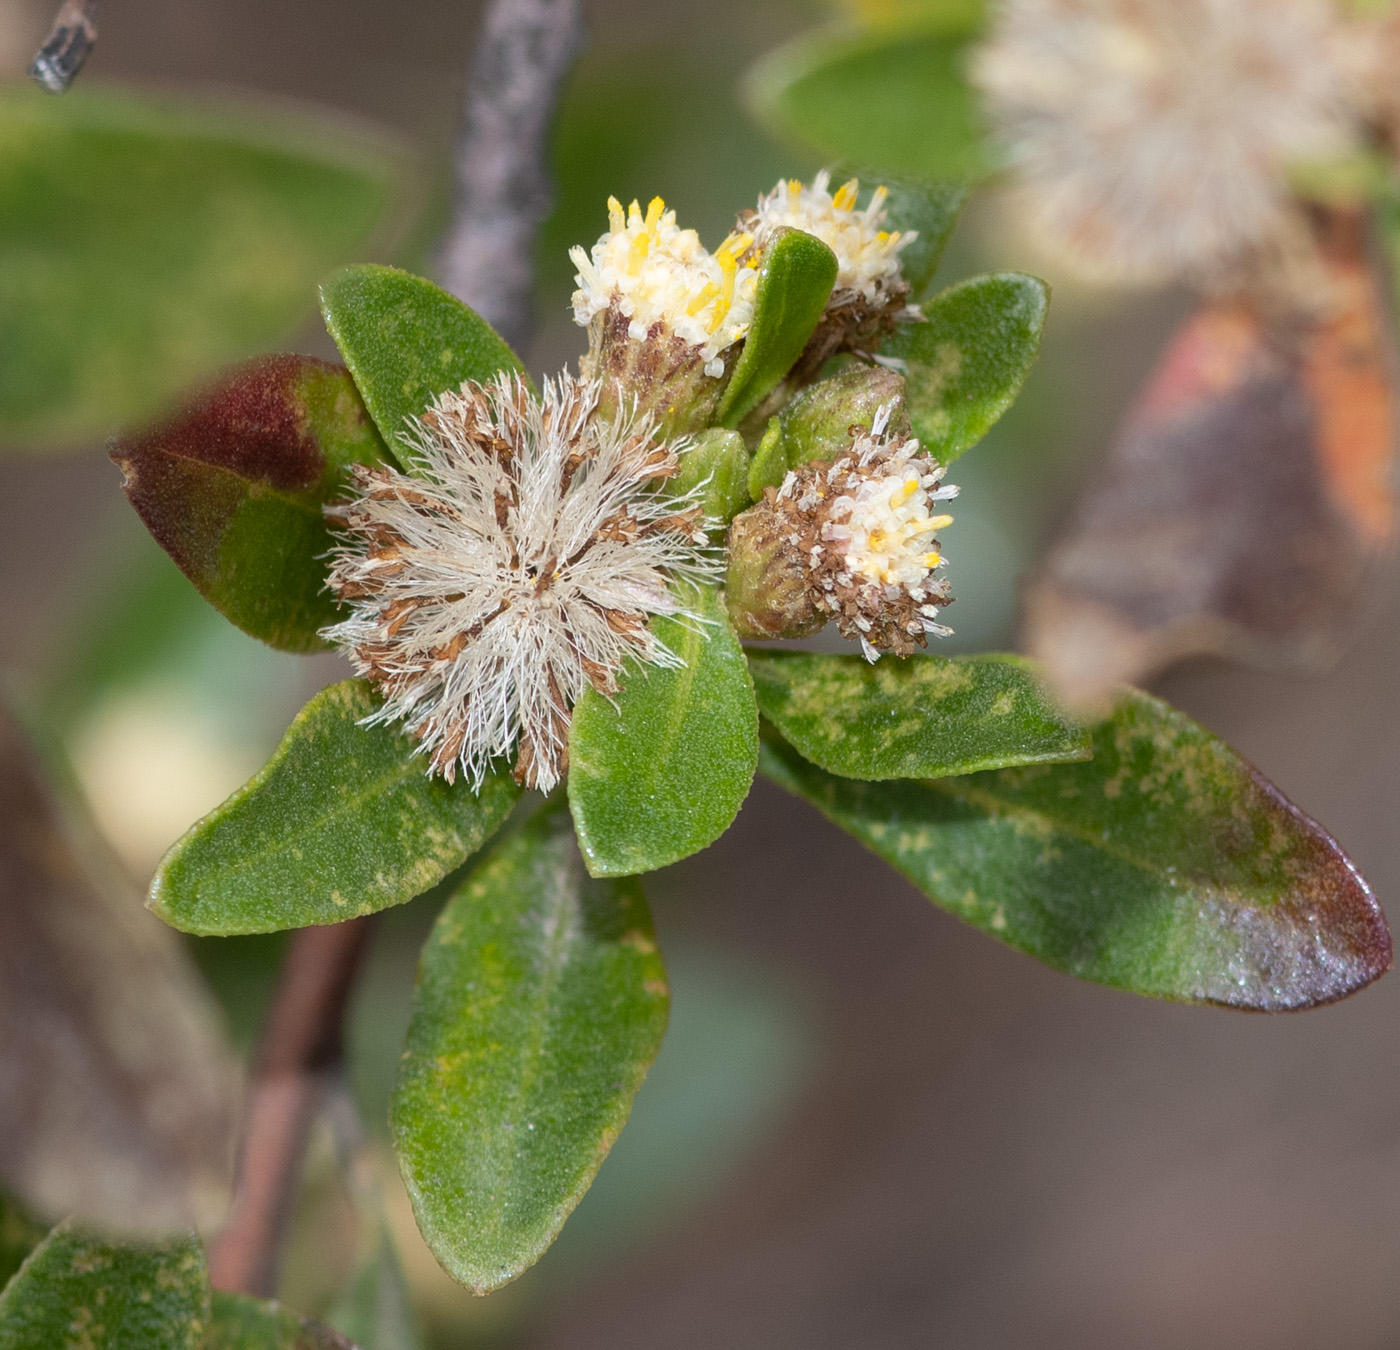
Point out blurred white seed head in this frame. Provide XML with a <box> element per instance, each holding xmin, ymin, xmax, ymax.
<box><xmin>973</xmin><ymin>0</ymin><xmax>1361</xmax><ymax>285</ymax></box>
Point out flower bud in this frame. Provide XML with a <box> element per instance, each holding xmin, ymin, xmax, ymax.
<box><xmin>726</xmin><ymin>406</ymin><xmax>957</xmax><ymax>660</ymax></box>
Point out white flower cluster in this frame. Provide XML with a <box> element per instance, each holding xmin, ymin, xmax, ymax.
<box><xmin>749</xmin><ymin>171</ymin><xmax>917</xmax><ymax>306</ymax></box>
<box><xmin>973</xmin><ymin>0</ymin><xmax>1358</xmax><ymax>284</ymax></box>
<box><xmin>570</xmin><ymin>196</ymin><xmax>759</xmax><ymax>377</ymax></box>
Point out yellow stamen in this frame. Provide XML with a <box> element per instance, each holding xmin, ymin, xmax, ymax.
<box><xmin>686</xmin><ymin>281</ymin><xmax>720</xmax><ymax>316</ymax></box>
<box><xmin>627</xmin><ymin>231</ymin><xmax>651</xmax><ymax>275</ymax></box>
<box><xmin>928</xmin><ymin>514</ymin><xmax>954</xmax><ymax>531</ymax></box>
<box><xmin>645</xmin><ymin>196</ymin><xmax>665</xmax><ymax>234</ymax></box>
<box><xmin>627</xmin><ymin>199</ymin><xmax>643</xmax><ymax>226</ymax></box>
<box><xmin>833</xmin><ymin>179</ymin><xmax>860</xmax><ymax>211</ymax></box>
<box><xmin>923</xmin><ymin>552</ymin><xmax>942</xmax><ymax>568</ymax></box>
<box><xmin>607</xmin><ymin>196</ymin><xmax>625</xmax><ymax>233</ymax></box>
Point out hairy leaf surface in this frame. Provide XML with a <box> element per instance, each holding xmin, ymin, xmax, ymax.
<box><xmin>112</xmin><ymin>357</ymin><xmax>388</xmax><ymax>653</ymax></box>
<box><xmin>319</xmin><ymin>265</ymin><xmax>522</xmax><ymax>462</ymax></box>
<box><xmin>151</xmin><ymin>680</ymin><xmax>519</xmax><ymax>935</ymax></box>
<box><xmin>749</xmin><ymin>651</ymin><xmax>1088</xmax><ymax>780</ymax></box>
<box><xmin>883</xmin><ymin>272</ymin><xmax>1048</xmax><ymax>463</ymax></box>
<box><xmin>569</xmin><ymin>588</ymin><xmax>758</xmax><ymax>876</ymax></box>
<box><xmin>0</xmin><ymin>1224</ymin><xmax>208</xmax><ymax>1349</ymax></box>
<box><xmin>761</xmin><ymin>689</ymin><xmax>1391</xmax><ymax>1009</ymax></box>
<box><xmin>391</xmin><ymin>807</ymin><xmax>669</xmax><ymax>1293</ymax></box>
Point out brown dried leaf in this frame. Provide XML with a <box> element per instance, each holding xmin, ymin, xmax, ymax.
<box><xmin>1024</xmin><ymin>215</ymin><xmax>1397</xmax><ymax>709</ymax></box>
<box><xmin>0</xmin><ymin>704</ymin><xmax>238</xmax><ymax>1235</ymax></box>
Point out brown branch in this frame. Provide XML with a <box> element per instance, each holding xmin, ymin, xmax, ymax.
<box><xmin>207</xmin><ymin>917</ymin><xmax>374</xmax><ymax>1298</ymax></box>
<box><xmin>438</xmin><ymin>0</ymin><xmax>586</xmax><ymax>352</ymax></box>
<box><xmin>28</xmin><ymin>0</ymin><xmax>99</xmax><ymax>93</ymax></box>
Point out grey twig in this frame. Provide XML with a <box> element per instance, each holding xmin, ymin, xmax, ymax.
<box><xmin>29</xmin><ymin>0</ymin><xmax>99</xmax><ymax>93</ymax></box>
<box><xmin>438</xmin><ymin>0</ymin><xmax>586</xmax><ymax>352</ymax></box>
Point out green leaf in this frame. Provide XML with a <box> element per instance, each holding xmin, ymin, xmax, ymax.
<box><xmin>150</xmin><ymin>679</ymin><xmax>519</xmax><ymax>935</ymax></box>
<box><xmin>749</xmin><ymin>651</ymin><xmax>1089</xmax><ymax>780</ymax></box>
<box><xmin>568</xmin><ymin>587</ymin><xmax>758</xmax><ymax>877</ymax></box>
<box><xmin>745</xmin><ymin>17</ymin><xmax>995</xmax><ymax>184</ymax></box>
<box><xmin>760</xmin><ymin>689</ymin><xmax>1392</xmax><ymax>1010</ymax></box>
<box><xmin>0</xmin><ymin>1195</ymin><xmax>45</xmax><ymax>1293</ymax></box>
<box><xmin>0</xmin><ymin>84</ymin><xmax>415</xmax><ymax>451</ymax></box>
<box><xmin>671</xmin><ymin>429</ymin><xmax>751</xmax><ymax>525</ymax></box>
<box><xmin>209</xmin><ymin>1292</ymin><xmax>356</xmax><ymax>1350</ymax></box>
<box><xmin>391</xmin><ymin>806</ymin><xmax>669</xmax><ymax>1293</ymax></box>
<box><xmin>319</xmin><ymin>265</ymin><xmax>523</xmax><ymax>461</ymax></box>
<box><xmin>715</xmin><ymin>229</ymin><xmax>838</xmax><ymax>429</ymax></box>
<box><xmin>0</xmin><ymin>1224</ymin><xmax>208</xmax><ymax>1349</ymax></box>
<box><xmin>883</xmin><ymin>272</ymin><xmax>1048</xmax><ymax>463</ymax></box>
<box><xmin>111</xmin><ymin>356</ymin><xmax>388</xmax><ymax>653</ymax></box>
<box><xmin>833</xmin><ymin>168</ymin><xmax>968</xmax><ymax>297</ymax></box>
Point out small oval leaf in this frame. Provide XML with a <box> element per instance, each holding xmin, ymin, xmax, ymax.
<box><xmin>745</xmin><ymin>18</ymin><xmax>994</xmax><ymax>183</ymax></box>
<box><xmin>882</xmin><ymin>272</ymin><xmax>1049</xmax><ymax>463</ymax></box>
<box><xmin>391</xmin><ymin>806</ymin><xmax>669</xmax><ymax>1294</ymax></box>
<box><xmin>150</xmin><ymin>679</ymin><xmax>519</xmax><ymax>935</ymax></box>
<box><xmin>319</xmin><ymin>265</ymin><xmax>523</xmax><ymax>460</ymax></box>
<box><xmin>209</xmin><ymin>1291</ymin><xmax>357</xmax><ymax>1350</ymax></box>
<box><xmin>0</xmin><ymin>84</ymin><xmax>416</xmax><ymax>451</ymax></box>
<box><xmin>568</xmin><ymin>588</ymin><xmax>759</xmax><ymax>877</ymax></box>
<box><xmin>715</xmin><ymin>228</ymin><xmax>837</xmax><ymax>429</ymax></box>
<box><xmin>749</xmin><ymin>651</ymin><xmax>1089</xmax><ymax>780</ymax></box>
<box><xmin>0</xmin><ymin>1224</ymin><xmax>208</xmax><ymax>1349</ymax></box>
<box><xmin>112</xmin><ymin>356</ymin><xmax>388</xmax><ymax>653</ymax></box>
<box><xmin>761</xmin><ymin>688</ymin><xmax>1391</xmax><ymax>1010</ymax></box>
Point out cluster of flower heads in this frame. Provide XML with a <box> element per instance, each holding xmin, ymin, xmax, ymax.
<box><xmin>730</xmin><ymin>406</ymin><xmax>956</xmax><ymax>659</ymax></box>
<box><xmin>324</xmin><ymin>175</ymin><xmax>950</xmax><ymax>789</ymax></box>
<box><xmin>972</xmin><ymin>0</ymin><xmax>1399</xmax><ymax>288</ymax></box>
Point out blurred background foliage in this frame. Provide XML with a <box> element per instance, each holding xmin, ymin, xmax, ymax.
<box><xmin>3</xmin><ymin>0</ymin><xmax>1400</xmax><ymax>1346</ymax></box>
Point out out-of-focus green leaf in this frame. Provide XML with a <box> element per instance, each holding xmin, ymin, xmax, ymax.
<box><xmin>325</xmin><ymin>1232</ymin><xmax>423</xmax><ymax>1350</ymax></box>
<box><xmin>391</xmin><ymin>806</ymin><xmax>669</xmax><ymax>1294</ymax></box>
<box><xmin>750</xmin><ymin>651</ymin><xmax>1088</xmax><ymax>780</ymax></box>
<box><xmin>745</xmin><ymin>18</ymin><xmax>995</xmax><ymax>183</ymax></box>
<box><xmin>209</xmin><ymin>1292</ymin><xmax>356</xmax><ymax>1350</ymax></box>
<box><xmin>0</xmin><ymin>1194</ymin><xmax>45</xmax><ymax>1292</ymax></box>
<box><xmin>834</xmin><ymin>168</ymin><xmax>968</xmax><ymax>296</ymax></box>
<box><xmin>0</xmin><ymin>1224</ymin><xmax>208</xmax><ymax>1348</ymax></box>
<box><xmin>112</xmin><ymin>356</ymin><xmax>388</xmax><ymax>653</ymax></box>
<box><xmin>716</xmin><ymin>229</ymin><xmax>837</xmax><ymax>429</ymax></box>
<box><xmin>883</xmin><ymin>272</ymin><xmax>1048</xmax><ymax>463</ymax></box>
<box><xmin>672</xmin><ymin>429</ymin><xmax>751</xmax><ymax>525</ymax></box>
<box><xmin>761</xmin><ymin>689</ymin><xmax>1392</xmax><ymax>1010</ymax></box>
<box><xmin>568</xmin><ymin>587</ymin><xmax>758</xmax><ymax>877</ymax></box>
<box><xmin>319</xmin><ymin>266</ymin><xmax>522</xmax><ymax>461</ymax></box>
<box><xmin>0</xmin><ymin>84</ymin><xmax>415</xmax><ymax>451</ymax></box>
<box><xmin>150</xmin><ymin>680</ymin><xmax>519</xmax><ymax>935</ymax></box>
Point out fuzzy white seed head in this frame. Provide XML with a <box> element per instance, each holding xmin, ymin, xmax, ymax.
<box><xmin>322</xmin><ymin>370</ymin><xmax>718</xmax><ymax>793</ymax></box>
<box><xmin>749</xmin><ymin>171</ymin><xmax>917</xmax><ymax>307</ymax></box>
<box><xmin>973</xmin><ymin>0</ymin><xmax>1360</xmax><ymax>284</ymax></box>
<box><xmin>570</xmin><ymin>195</ymin><xmax>759</xmax><ymax>371</ymax></box>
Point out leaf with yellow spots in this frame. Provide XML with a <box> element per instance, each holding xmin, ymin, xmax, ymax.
<box><xmin>761</xmin><ymin>688</ymin><xmax>1391</xmax><ymax>1010</ymax></box>
<box><xmin>391</xmin><ymin>804</ymin><xmax>668</xmax><ymax>1293</ymax></box>
<box><xmin>749</xmin><ymin>651</ymin><xmax>1088</xmax><ymax>780</ymax></box>
<box><xmin>151</xmin><ymin>679</ymin><xmax>519</xmax><ymax>935</ymax></box>
<box><xmin>0</xmin><ymin>1223</ymin><xmax>209</xmax><ymax>1349</ymax></box>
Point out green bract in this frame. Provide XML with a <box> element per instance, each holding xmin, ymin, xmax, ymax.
<box><xmin>114</xmin><ymin>161</ymin><xmax>1389</xmax><ymax>1297</ymax></box>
